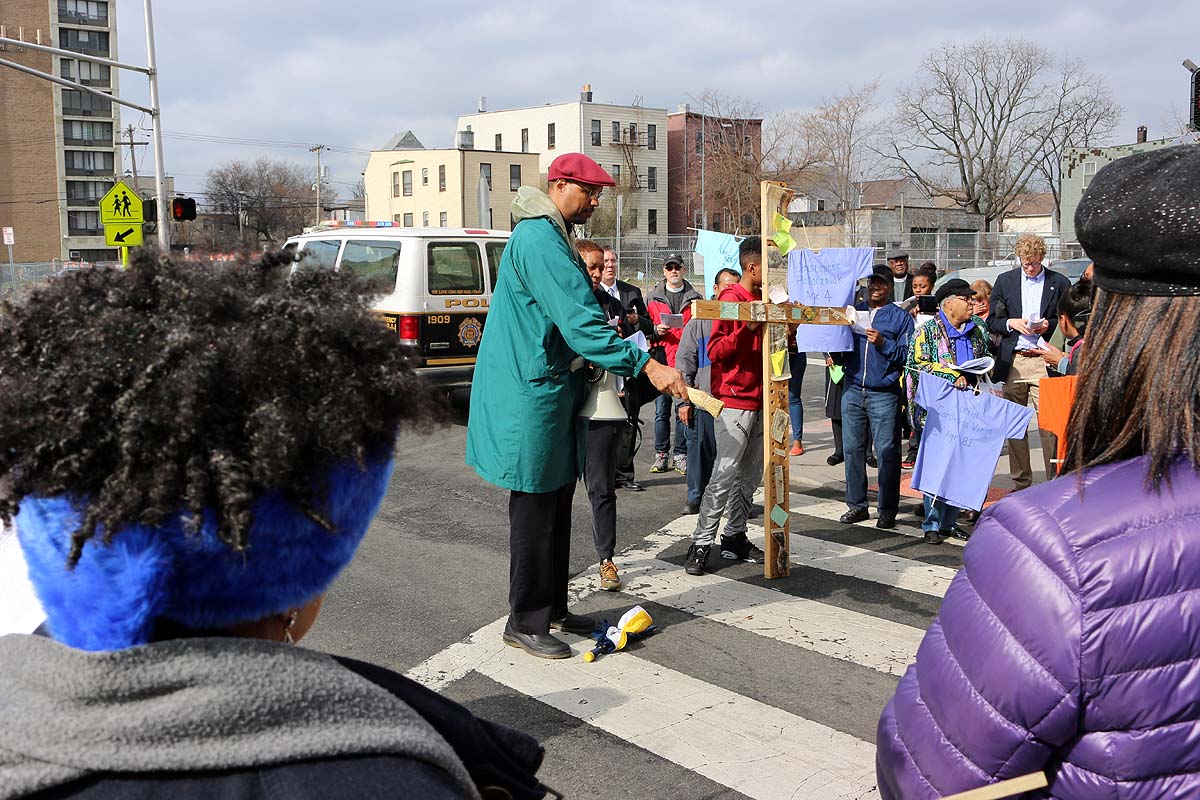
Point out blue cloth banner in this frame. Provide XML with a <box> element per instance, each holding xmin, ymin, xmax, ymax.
<box><xmin>693</xmin><ymin>230</ymin><xmax>741</xmax><ymax>301</ymax></box>
<box><xmin>911</xmin><ymin>376</ymin><xmax>1034</xmax><ymax>511</ymax></box>
<box><xmin>787</xmin><ymin>247</ymin><xmax>874</xmax><ymax>352</ymax></box>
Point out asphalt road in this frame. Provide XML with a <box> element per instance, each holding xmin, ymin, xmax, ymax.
<box><xmin>304</xmin><ymin>364</ymin><xmax>965</xmax><ymax>799</ymax></box>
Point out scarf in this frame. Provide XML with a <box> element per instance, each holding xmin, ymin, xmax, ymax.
<box><xmin>938</xmin><ymin>310</ymin><xmax>975</xmax><ymax>366</ymax></box>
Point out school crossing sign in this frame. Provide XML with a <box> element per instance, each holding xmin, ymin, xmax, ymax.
<box><xmin>100</xmin><ymin>180</ymin><xmax>144</xmax><ymax>247</ymax></box>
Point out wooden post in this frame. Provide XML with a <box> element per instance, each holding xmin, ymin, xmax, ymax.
<box><xmin>689</xmin><ymin>180</ymin><xmax>850</xmax><ymax>580</ymax></box>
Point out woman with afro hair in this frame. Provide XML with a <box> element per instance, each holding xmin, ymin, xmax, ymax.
<box><xmin>0</xmin><ymin>250</ymin><xmax>552</xmax><ymax>799</ymax></box>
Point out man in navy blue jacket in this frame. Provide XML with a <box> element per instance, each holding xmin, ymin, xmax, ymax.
<box><xmin>840</xmin><ymin>268</ymin><xmax>914</xmax><ymax>529</ymax></box>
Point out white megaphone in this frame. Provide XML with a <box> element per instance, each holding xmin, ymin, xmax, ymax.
<box><xmin>578</xmin><ymin>364</ymin><xmax>628</xmax><ymax>421</ymax></box>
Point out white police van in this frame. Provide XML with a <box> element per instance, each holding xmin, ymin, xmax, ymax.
<box><xmin>284</xmin><ymin>221</ymin><xmax>508</xmax><ymax>391</ymax></box>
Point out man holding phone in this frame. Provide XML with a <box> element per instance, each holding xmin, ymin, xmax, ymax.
<box><xmin>986</xmin><ymin>234</ymin><xmax>1071</xmax><ymax>489</ymax></box>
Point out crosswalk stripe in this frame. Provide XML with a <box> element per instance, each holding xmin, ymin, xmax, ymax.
<box><xmin>418</xmin><ymin>618</ymin><xmax>878</xmax><ymax>800</ymax></box>
<box><xmin>621</xmin><ymin>558</ymin><xmax>925</xmax><ymax>677</ymax></box>
<box><xmin>789</xmin><ymin>498</ymin><xmax>966</xmax><ymax>548</ymax></box>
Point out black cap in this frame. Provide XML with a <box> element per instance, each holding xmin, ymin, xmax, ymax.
<box><xmin>888</xmin><ymin>253</ymin><xmax>909</xmax><ymax>262</ymax></box>
<box><xmin>664</xmin><ymin>253</ymin><xmax>684</xmax><ymax>267</ymax></box>
<box><xmin>934</xmin><ymin>278</ymin><xmax>974</xmax><ymax>306</ymax></box>
<box><xmin>869</xmin><ymin>265</ymin><xmax>893</xmax><ymax>282</ymax></box>
<box><xmin>1076</xmin><ymin>144</ymin><xmax>1200</xmax><ymax>296</ymax></box>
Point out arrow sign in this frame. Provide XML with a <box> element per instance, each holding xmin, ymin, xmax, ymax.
<box><xmin>113</xmin><ymin>228</ymin><xmax>135</xmax><ymax>243</ymax></box>
<box><xmin>104</xmin><ymin>222</ymin><xmax>143</xmax><ymax>247</ymax></box>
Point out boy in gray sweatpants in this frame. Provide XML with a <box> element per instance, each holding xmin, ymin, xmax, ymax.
<box><xmin>686</xmin><ymin>238</ymin><xmax>768</xmax><ymax>576</ymax></box>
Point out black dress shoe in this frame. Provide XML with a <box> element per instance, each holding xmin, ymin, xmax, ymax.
<box><xmin>826</xmin><ymin>454</ymin><xmax>844</xmax><ymax>466</ymax></box>
<box><xmin>616</xmin><ymin>480</ymin><xmax>645</xmax><ymax>492</ymax></box>
<box><xmin>876</xmin><ymin>512</ymin><xmax>897</xmax><ymax>529</ymax></box>
<box><xmin>502</xmin><ymin>622</ymin><xmax>570</xmax><ymax>659</ymax></box>
<box><xmin>865</xmin><ymin>455</ymin><xmax>878</xmax><ymax>469</ymax></box>
<box><xmin>684</xmin><ymin>502</ymin><xmax>700</xmax><ymax>515</ymax></box>
<box><xmin>549</xmin><ymin>612</ymin><xmax>597</xmax><ymax>635</ymax></box>
<box><xmin>924</xmin><ymin>530</ymin><xmax>942</xmax><ymax>545</ymax></box>
<box><xmin>839</xmin><ymin>508</ymin><xmax>869</xmax><ymax>524</ymax></box>
<box><xmin>948</xmin><ymin>527</ymin><xmax>971</xmax><ymax>541</ymax></box>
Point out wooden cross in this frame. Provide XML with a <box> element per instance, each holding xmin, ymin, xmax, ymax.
<box><xmin>690</xmin><ymin>181</ymin><xmax>852</xmax><ymax>579</ymax></box>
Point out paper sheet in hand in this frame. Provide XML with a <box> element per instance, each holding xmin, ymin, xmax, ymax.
<box><xmin>660</xmin><ymin>313</ymin><xmax>685</xmax><ymax>329</ymax></box>
<box><xmin>768</xmin><ymin>287</ymin><xmax>789</xmax><ymax>305</ymax></box>
<box><xmin>1</xmin><ymin>521</ymin><xmax>44</xmax><ymax>634</ymax></box>
<box><xmin>787</xmin><ymin>248</ymin><xmax>873</xmax><ymax>352</ymax></box>
<box><xmin>849</xmin><ymin>308</ymin><xmax>871</xmax><ymax>335</ymax></box>
<box><xmin>624</xmin><ymin>330</ymin><xmax>649</xmax><ymax>352</ymax></box>
<box><xmin>955</xmin><ymin>356</ymin><xmax>995</xmax><ymax>375</ymax></box>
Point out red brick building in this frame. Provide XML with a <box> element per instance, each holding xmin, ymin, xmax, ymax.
<box><xmin>666</xmin><ymin>107</ymin><xmax>762</xmax><ymax>236</ymax></box>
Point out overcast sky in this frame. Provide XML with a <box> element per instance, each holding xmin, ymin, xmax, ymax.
<box><xmin>114</xmin><ymin>1</ymin><xmax>1198</xmax><ymax>201</ymax></box>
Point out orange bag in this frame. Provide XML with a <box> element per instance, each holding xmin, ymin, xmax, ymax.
<box><xmin>1038</xmin><ymin>376</ymin><xmax>1078</xmax><ymax>475</ymax></box>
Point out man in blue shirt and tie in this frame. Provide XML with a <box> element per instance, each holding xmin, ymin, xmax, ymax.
<box><xmin>986</xmin><ymin>234</ymin><xmax>1072</xmax><ymax>489</ymax></box>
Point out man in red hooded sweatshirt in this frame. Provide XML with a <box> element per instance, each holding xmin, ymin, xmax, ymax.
<box><xmin>685</xmin><ymin>236</ymin><xmax>768</xmax><ymax>576</ymax></box>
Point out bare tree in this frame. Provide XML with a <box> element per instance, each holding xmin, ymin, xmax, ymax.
<box><xmin>350</xmin><ymin>178</ymin><xmax>367</xmax><ymax>201</ymax></box>
<box><xmin>204</xmin><ymin>158</ymin><xmax>322</xmax><ymax>246</ymax></box>
<box><xmin>688</xmin><ymin>90</ymin><xmax>823</xmax><ymax>232</ymax></box>
<box><xmin>886</xmin><ymin>38</ymin><xmax>1121</xmax><ymax>230</ymax></box>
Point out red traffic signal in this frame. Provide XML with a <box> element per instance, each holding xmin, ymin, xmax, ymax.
<box><xmin>170</xmin><ymin>197</ymin><xmax>197</xmax><ymax>221</ymax></box>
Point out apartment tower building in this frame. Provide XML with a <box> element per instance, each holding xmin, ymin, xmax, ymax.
<box><xmin>0</xmin><ymin>0</ymin><xmax>121</xmax><ymax>262</ymax></box>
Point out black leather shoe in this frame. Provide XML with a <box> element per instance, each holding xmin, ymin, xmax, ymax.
<box><xmin>549</xmin><ymin>612</ymin><xmax>597</xmax><ymax>635</ymax></box>
<box><xmin>502</xmin><ymin>622</ymin><xmax>570</xmax><ymax>659</ymax></box>
<box><xmin>924</xmin><ymin>530</ymin><xmax>942</xmax><ymax>545</ymax></box>
<box><xmin>616</xmin><ymin>480</ymin><xmax>645</xmax><ymax>492</ymax></box>
<box><xmin>684</xmin><ymin>502</ymin><xmax>700</xmax><ymax>515</ymax></box>
<box><xmin>865</xmin><ymin>455</ymin><xmax>878</xmax><ymax>469</ymax></box>
<box><xmin>876</xmin><ymin>512</ymin><xmax>897</xmax><ymax>530</ymax></box>
<box><xmin>826</xmin><ymin>454</ymin><xmax>844</xmax><ymax>466</ymax></box>
<box><xmin>839</xmin><ymin>508</ymin><xmax>869</xmax><ymax>524</ymax></box>
<box><xmin>948</xmin><ymin>527</ymin><xmax>971</xmax><ymax>541</ymax></box>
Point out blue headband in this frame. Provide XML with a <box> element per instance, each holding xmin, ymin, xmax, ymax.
<box><xmin>16</xmin><ymin>455</ymin><xmax>394</xmax><ymax>651</ymax></box>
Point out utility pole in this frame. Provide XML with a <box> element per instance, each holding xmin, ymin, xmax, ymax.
<box><xmin>310</xmin><ymin>145</ymin><xmax>326</xmax><ymax>224</ymax></box>
<box><xmin>121</xmin><ymin>125</ymin><xmax>150</xmax><ymax>189</ymax></box>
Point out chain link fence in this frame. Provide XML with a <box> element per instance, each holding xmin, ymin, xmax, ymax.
<box><xmin>0</xmin><ymin>261</ymin><xmax>120</xmax><ymax>304</ymax></box>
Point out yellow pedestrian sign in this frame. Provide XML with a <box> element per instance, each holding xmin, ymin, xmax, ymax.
<box><xmin>105</xmin><ymin>223</ymin><xmax>143</xmax><ymax>247</ymax></box>
<box><xmin>100</xmin><ymin>180</ymin><xmax>144</xmax><ymax>226</ymax></box>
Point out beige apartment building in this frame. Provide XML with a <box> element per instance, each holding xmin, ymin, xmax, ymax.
<box><xmin>363</xmin><ymin>136</ymin><xmax>539</xmax><ymax>231</ymax></box>
<box><xmin>456</xmin><ymin>86</ymin><xmax>669</xmax><ymax>241</ymax></box>
<box><xmin>0</xmin><ymin>0</ymin><xmax>122</xmax><ymax>262</ymax></box>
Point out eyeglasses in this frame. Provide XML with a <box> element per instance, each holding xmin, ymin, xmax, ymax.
<box><xmin>565</xmin><ymin>181</ymin><xmax>604</xmax><ymax>199</ymax></box>
<box><xmin>664</xmin><ymin>264</ymin><xmax>683</xmax><ymax>271</ymax></box>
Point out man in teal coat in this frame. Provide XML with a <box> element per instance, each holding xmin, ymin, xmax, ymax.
<box><xmin>467</xmin><ymin>153</ymin><xmax>686</xmax><ymax>659</ymax></box>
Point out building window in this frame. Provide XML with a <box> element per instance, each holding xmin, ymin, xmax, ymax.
<box><xmin>421</xmin><ymin>167</ymin><xmax>429</xmax><ymax>186</ymax></box>
<box><xmin>647</xmin><ymin>166</ymin><xmax>657</xmax><ymax>192</ymax></box>
<box><xmin>392</xmin><ymin>171</ymin><xmax>400</xmax><ymax>197</ymax></box>
<box><xmin>711</xmin><ymin>214</ymin><xmax>722</xmax><ymax>232</ymax></box>
<box><xmin>817</xmin><ymin>199</ymin><xmax>825</xmax><ymax>211</ymax></box>
<box><xmin>612</xmin><ymin>121</ymin><xmax>620</xmax><ymax>142</ymax></box>
<box><xmin>741</xmin><ymin>213</ymin><xmax>754</xmax><ymax>230</ymax></box>
<box><xmin>402</xmin><ymin>170</ymin><xmax>413</xmax><ymax>196</ymax></box>
<box><xmin>67</xmin><ymin>210</ymin><xmax>101</xmax><ymax>235</ymax></box>
<box><xmin>402</xmin><ymin>212</ymin><xmax>414</xmax><ymax>227</ymax></box>
<box><xmin>547</xmin><ymin>123</ymin><xmax>555</xmax><ymax>150</ymax></box>
<box><xmin>66</xmin><ymin>179</ymin><xmax>108</xmax><ymax>204</ymax></box>
<box><xmin>628</xmin><ymin>122</ymin><xmax>637</xmax><ymax>144</ymax></box>
<box><xmin>695</xmin><ymin>129</ymin><xmax>703</xmax><ymax>154</ymax></box>
<box><xmin>393</xmin><ymin>214</ymin><xmax>402</xmax><ymax>223</ymax></box>
<box><xmin>647</xmin><ymin>124</ymin><xmax>657</xmax><ymax>150</ymax></box>
<box><xmin>591</xmin><ymin>119</ymin><xmax>601</xmax><ymax>146</ymax></box>
<box><xmin>63</xmin><ymin>59</ymin><xmax>109</xmax><ymax>86</ymax></box>
<box><xmin>61</xmin><ymin>88</ymin><xmax>111</xmax><ymax>115</ymax></box>
<box><xmin>64</xmin><ymin>149</ymin><xmax>113</xmax><ymax>174</ymax></box>
<box><xmin>694</xmin><ymin>210</ymin><xmax>703</xmax><ymax>228</ymax></box>
<box><xmin>59</xmin><ymin>28</ymin><xmax>109</xmax><ymax>56</ymax></box>
<box><xmin>480</xmin><ymin>163</ymin><xmax>492</xmax><ymax>190</ymax></box>
<box><xmin>495</xmin><ymin>133</ymin><xmax>502</xmax><ymax>151</ymax></box>
<box><xmin>422</xmin><ymin>211</ymin><xmax>429</xmax><ymax>227</ymax></box>
<box><xmin>520</xmin><ymin>128</ymin><xmax>529</xmax><ymax>153</ymax></box>
<box><xmin>62</xmin><ymin>119</ymin><xmax>112</xmax><ymax>144</ymax></box>
<box><xmin>439</xmin><ymin>211</ymin><xmax>448</xmax><ymax>227</ymax></box>
<box><xmin>1082</xmin><ymin>161</ymin><xmax>1097</xmax><ymax>188</ymax></box>
<box><xmin>59</xmin><ymin>1</ymin><xmax>110</xmax><ymax>25</ymax></box>
<box><xmin>628</xmin><ymin>209</ymin><xmax>637</xmax><ymax>230</ymax></box>
<box><xmin>612</xmin><ymin>164</ymin><xmax>621</xmax><ymax>185</ymax></box>
<box><xmin>648</xmin><ymin>209</ymin><xmax>657</xmax><ymax>235</ymax></box>
<box><xmin>438</xmin><ymin>164</ymin><xmax>446</xmax><ymax>192</ymax></box>
<box><xmin>509</xmin><ymin>164</ymin><xmax>521</xmax><ymax>191</ymax></box>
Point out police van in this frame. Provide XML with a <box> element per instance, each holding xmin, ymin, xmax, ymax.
<box><xmin>284</xmin><ymin>221</ymin><xmax>507</xmax><ymax>392</ymax></box>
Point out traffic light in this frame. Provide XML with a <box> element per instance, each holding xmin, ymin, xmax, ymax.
<box><xmin>170</xmin><ymin>197</ymin><xmax>197</xmax><ymax>221</ymax></box>
<box><xmin>1191</xmin><ymin>68</ymin><xmax>1200</xmax><ymax>132</ymax></box>
<box><xmin>143</xmin><ymin>198</ymin><xmax>156</xmax><ymax>221</ymax></box>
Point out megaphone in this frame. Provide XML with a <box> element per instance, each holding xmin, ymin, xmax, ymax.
<box><xmin>578</xmin><ymin>364</ymin><xmax>627</xmax><ymax>421</ymax></box>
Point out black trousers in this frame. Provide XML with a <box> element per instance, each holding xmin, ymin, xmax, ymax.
<box><xmin>615</xmin><ymin>385</ymin><xmax>640</xmax><ymax>483</ymax></box>
<box><xmin>584</xmin><ymin>420</ymin><xmax>623</xmax><ymax>562</ymax></box>
<box><xmin>508</xmin><ymin>482</ymin><xmax>575</xmax><ymax>634</ymax></box>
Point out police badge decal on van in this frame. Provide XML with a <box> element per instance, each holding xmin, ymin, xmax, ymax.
<box><xmin>457</xmin><ymin>317</ymin><xmax>483</xmax><ymax>348</ymax></box>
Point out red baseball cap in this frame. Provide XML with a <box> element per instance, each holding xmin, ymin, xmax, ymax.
<box><xmin>547</xmin><ymin>153</ymin><xmax>615</xmax><ymax>187</ymax></box>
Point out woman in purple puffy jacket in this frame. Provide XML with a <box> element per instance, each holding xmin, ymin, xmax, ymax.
<box><xmin>877</xmin><ymin>144</ymin><xmax>1200</xmax><ymax>799</ymax></box>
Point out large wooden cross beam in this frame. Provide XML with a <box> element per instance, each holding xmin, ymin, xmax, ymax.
<box><xmin>690</xmin><ymin>181</ymin><xmax>852</xmax><ymax>579</ymax></box>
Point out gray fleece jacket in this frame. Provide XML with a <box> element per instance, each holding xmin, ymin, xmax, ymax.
<box><xmin>0</xmin><ymin>634</ymin><xmax>479</xmax><ymax>800</ymax></box>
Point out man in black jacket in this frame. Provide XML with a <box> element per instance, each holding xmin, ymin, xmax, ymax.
<box><xmin>987</xmin><ymin>234</ymin><xmax>1072</xmax><ymax>488</ymax></box>
<box><xmin>600</xmin><ymin>248</ymin><xmax>653</xmax><ymax>491</ymax></box>
<box><xmin>888</xmin><ymin>253</ymin><xmax>914</xmax><ymax>301</ymax></box>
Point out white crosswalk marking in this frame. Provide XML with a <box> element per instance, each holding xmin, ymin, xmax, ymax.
<box><xmin>789</xmin><ymin>498</ymin><xmax>966</xmax><ymax>547</ymax></box>
<box><xmin>410</xmin><ymin>511</ymin><xmax>957</xmax><ymax>800</ymax></box>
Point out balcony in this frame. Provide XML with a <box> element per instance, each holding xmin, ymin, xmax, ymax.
<box><xmin>63</xmin><ymin>136</ymin><xmax>112</xmax><ymax>147</ymax></box>
<box><xmin>65</xmin><ymin>167</ymin><xmax>111</xmax><ymax>176</ymax></box>
<box><xmin>66</xmin><ymin>196</ymin><xmax>101</xmax><ymax>207</ymax></box>
<box><xmin>67</xmin><ymin>226</ymin><xmax>103</xmax><ymax>237</ymax></box>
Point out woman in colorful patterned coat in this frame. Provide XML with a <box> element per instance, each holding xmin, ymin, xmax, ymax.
<box><xmin>877</xmin><ymin>144</ymin><xmax>1200</xmax><ymax>800</ymax></box>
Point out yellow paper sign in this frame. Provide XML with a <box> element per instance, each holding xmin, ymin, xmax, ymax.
<box><xmin>772</xmin><ymin>212</ymin><xmax>796</xmax><ymax>255</ymax></box>
<box><xmin>770</xmin><ymin>349</ymin><xmax>787</xmax><ymax>377</ymax></box>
